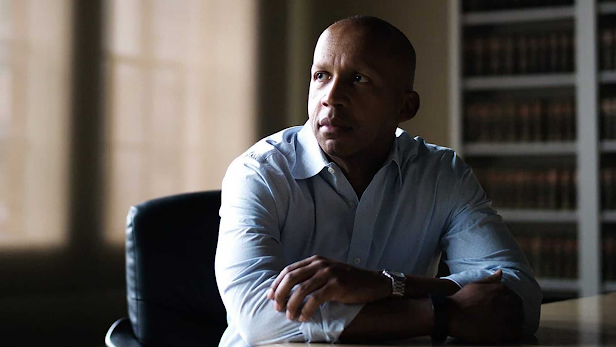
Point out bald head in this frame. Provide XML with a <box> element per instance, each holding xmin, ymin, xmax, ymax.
<box><xmin>326</xmin><ymin>15</ymin><xmax>416</xmax><ymax>90</ymax></box>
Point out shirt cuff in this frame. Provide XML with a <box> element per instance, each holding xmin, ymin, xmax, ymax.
<box><xmin>299</xmin><ymin>302</ymin><xmax>365</xmax><ymax>343</ymax></box>
<box><xmin>443</xmin><ymin>268</ymin><xmax>495</xmax><ymax>288</ymax></box>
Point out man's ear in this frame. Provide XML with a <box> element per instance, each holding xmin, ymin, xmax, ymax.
<box><xmin>398</xmin><ymin>90</ymin><xmax>420</xmax><ymax>122</ymax></box>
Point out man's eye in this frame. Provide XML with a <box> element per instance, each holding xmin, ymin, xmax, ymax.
<box><xmin>314</xmin><ymin>72</ymin><xmax>329</xmax><ymax>81</ymax></box>
<box><xmin>354</xmin><ymin>74</ymin><xmax>369</xmax><ymax>83</ymax></box>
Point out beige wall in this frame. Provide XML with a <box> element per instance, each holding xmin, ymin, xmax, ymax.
<box><xmin>283</xmin><ymin>0</ymin><xmax>452</xmax><ymax>147</ymax></box>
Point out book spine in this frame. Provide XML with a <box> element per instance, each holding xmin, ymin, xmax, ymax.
<box><xmin>601</xmin><ymin>28</ymin><xmax>614</xmax><ymax>71</ymax></box>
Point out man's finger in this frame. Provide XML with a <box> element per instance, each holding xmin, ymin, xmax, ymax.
<box><xmin>285</xmin><ymin>275</ymin><xmax>328</xmax><ymax>320</ymax></box>
<box><xmin>476</xmin><ymin>269</ymin><xmax>503</xmax><ymax>284</ymax></box>
<box><xmin>273</xmin><ymin>266</ymin><xmax>319</xmax><ymax>311</ymax></box>
<box><xmin>268</xmin><ymin>257</ymin><xmax>317</xmax><ymax>299</ymax></box>
<box><xmin>299</xmin><ymin>285</ymin><xmax>332</xmax><ymax>322</ymax></box>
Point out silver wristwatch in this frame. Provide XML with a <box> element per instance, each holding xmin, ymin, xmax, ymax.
<box><xmin>382</xmin><ymin>269</ymin><xmax>406</xmax><ymax>297</ymax></box>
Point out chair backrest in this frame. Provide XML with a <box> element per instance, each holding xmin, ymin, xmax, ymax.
<box><xmin>125</xmin><ymin>190</ymin><xmax>227</xmax><ymax>346</ymax></box>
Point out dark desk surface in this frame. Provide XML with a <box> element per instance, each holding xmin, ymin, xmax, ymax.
<box><xmin>264</xmin><ymin>292</ymin><xmax>616</xmax><ymax>347</ymax></box>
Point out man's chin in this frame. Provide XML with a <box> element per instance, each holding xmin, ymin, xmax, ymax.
<box><xmin>319</xmin><ymin>139</ymin><xmax>354</xmax><ymax>159</ymax></box>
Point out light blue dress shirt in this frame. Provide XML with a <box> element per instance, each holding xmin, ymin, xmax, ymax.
<box><xmin>215</xmin><ymin>123</ymin><xmax>542</xmax><ymax>347</ymax></box>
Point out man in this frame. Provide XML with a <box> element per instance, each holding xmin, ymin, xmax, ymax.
<box><xmin>215</xmin><ymin>15</ymin><xmax>541</xmax><ymax>346</ymax></box>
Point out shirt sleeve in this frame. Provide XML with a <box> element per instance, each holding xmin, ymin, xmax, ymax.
<box><xmin>439</xmin><ymin>153</ymin><xmax>543</xmax><ymax>336</ymax></box>
<box><xmin>215</xmin><ymin>154</ymin><xmax>363</xmax><ymax>346</ymax></box>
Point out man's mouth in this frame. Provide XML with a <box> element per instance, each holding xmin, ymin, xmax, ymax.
<box><xmin>318</xmin><ymin>117</ymin><xmax>352</xmax><ymax>133</ymax></box>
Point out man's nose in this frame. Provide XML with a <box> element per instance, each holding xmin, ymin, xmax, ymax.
<box><xmin>322</xmin><ymin>77</ymin><xmax>348</xmax><ymax>107</ymax></box>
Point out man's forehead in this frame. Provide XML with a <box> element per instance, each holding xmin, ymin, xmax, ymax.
<box><xmin>312</xmin><ymin>26</ymin><xmax>388</xmax><ymax>65</ymax></box>
<box><xmin>318</xmin><ymin>23</ymin><xmax>382</xmax><ymax>49</ymax></box>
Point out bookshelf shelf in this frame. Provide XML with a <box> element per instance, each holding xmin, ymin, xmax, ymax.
<box><xmin>498</xmin><ymin>209</ymin><xmax>577</xmax><ymax>223</ymax></box>
<box><xmin>603</xmin><ymin>211</ymin><xmax>616</xmax><ymax>223</ymax></box>
<box><xmin>598</xmin><ymin>2</ymin><xmax>616</xmax><ymax>14</ymax></box>
<box><xmin>464</xmin><ymin>74</ymin><xmax>576</xmax><ymax>90</ymax></box>
<box><xmin>604</xmin><ymin>281</ymin><xmax>616</xmax><ymax>292</ymax></box>
<box><xmin>601</xmin><ymin>141</ymin><xmax>616</xmax><ymax>152</ymax></box>
<box><xmin>599</xmin><ymin>71</ymin><xmax>616</xmax><ymax>84</ymax></box>
<box><xmin>462</xmin><ymin>6</ymin><xmax>574</xmax><ymax>25</ymax></box>
<box><xmin>464</xmin><ymin>142</ymin><xmax>576</xmax><ymax>156</ymax></box>
<box><xmin>537</xmin><ymin>278</ymin><xmax>578</xmax><ymax>292</ymax></box>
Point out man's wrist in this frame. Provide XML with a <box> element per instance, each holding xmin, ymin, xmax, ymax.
<box><xmin>382</xmin><ymin>270</ymin><xmax>406</xmax><ymax>297</ymax></box>
<box><xmin>371</xmin><ymin>269</ymin><xmax>395</xmax><ymax>300</ymax></box>
<box><xmin>429</xmin><ymin>294</ymin><xmax>449</xmax><ymax>344</ymax></box>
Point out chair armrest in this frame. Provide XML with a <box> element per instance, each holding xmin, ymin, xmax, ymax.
<box><xmin>105</xmin><ymin>317</ymin><xmax>142</xmax><ymax>347</ymax></box>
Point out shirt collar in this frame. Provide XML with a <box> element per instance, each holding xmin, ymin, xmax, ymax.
<box><xmin>292</xmin><ymin>121</ymin><xmax>404</xmax><ymax>188</ymax></box>
<box><xmin>292</xmin><ymin>121</ymin><xmax>330</xmax><ymax>179</ymax></box>
<box><xmin>388</xmin><ymin>128</ymin><xmax>404</xmax><ymax>188</ymax></box>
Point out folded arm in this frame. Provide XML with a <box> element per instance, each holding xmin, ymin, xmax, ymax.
<box><xmin>216</xmin><ymin>152</ymin><xmax>542</xmax><ymax>344</ymax></box>
<box><xmin>440</xmin><ymin>154</ymin><xmax>543</xmax><ymax>337</ymax></box>
<box><xmin>267</xmin><ymin>153</ymin><xmax>541</xmax><ymax>343</ymax></box>
<box><xmin>268</xmin><ymin>255</ymin><xmax>524</xmax><ymax>343</ymax></box>
<box><xmin>215</xmin><ymin>157</ymin><xmax>364</xmax><ymax>345</ymax></box>
<box><xmin>440</xmin><ymin>155</ymin><xmax>542</xmax><ymax>335</ymax></box>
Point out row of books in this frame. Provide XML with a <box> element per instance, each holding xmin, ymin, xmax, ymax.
<box><xmin>464</xmin><ymin>32</ymin><xmax>574</xmax><ymax>76</ymax></box>
<box><xmin>601</xmin><ymin>97</ymin><xmax>616</xmax><ymax>140</ymax></box>
<box><xmin>516</xmin><ymin>233</ymin><xmax>616</xmax><ymax>281</ymax></box>
<box><xmin>602</xmin><ymin>168</ymin><xmax>616</xmax><ymax>210</ymax></box>
<box><xmin>515</xmin><ymin>234</ymin><xmax>577</xmax><ymax>279</ymax></box>
<box><xmin>465</xmin><ymin>99</ymin><xmax>575</xmax><ymax>143</ymax></box>
<box><xmin>601</xmin><ymin>28</ymin><xmax>616</xmax><ymax>71</ymax></box>
<box><xmin>474</xmin><ymin>168</ymin><xmax>577</xmax><ymax>210</ymax></box>
<box><xmin>463</xmin><ymin>0</ymin><xmax>574</xmax><ymax>12</ymax></box>
<box><xmin>603</xmin><ymin>232</ymin><xmax>616</xmax><ymax>281</ymax></box>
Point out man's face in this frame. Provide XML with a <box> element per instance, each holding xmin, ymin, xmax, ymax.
<box><xmin>307</xmin><ymin>24</ymin><xmax>414</xmax><ymax>161</ymax></box>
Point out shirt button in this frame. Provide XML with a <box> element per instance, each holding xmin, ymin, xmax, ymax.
<box><xmin>348</xmin><ymin>201</ymin><xmax>355</xmax><ymax>208</ymax></box>
<box><xmin>327</xmin><ymin>167</ymin><xmax>335</xmax><ymax>174</ymax></box>
<box><xmin>353</xmin><ymin>257</ymin><xmax>361</xmax><ymax>265</ymax></box>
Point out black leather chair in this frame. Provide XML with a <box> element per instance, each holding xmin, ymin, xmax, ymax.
<box><xmin>105</xmin><ymin>190</ymin><xmax>227</xmax><ymax>347</ymax></box>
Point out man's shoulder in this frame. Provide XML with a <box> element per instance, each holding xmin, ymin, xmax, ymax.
<box><xmin>416</xmin><ymin>137</ymin><xmax>455</xmax><ymax>155</ymax></box>
<box><xmin>238</xmin><ymin>126</ymin><xmax>302</xmax><ymax>164</ymax></box>
<box><xmin>225</xmin><ymin>126</ymin><xmax>305</xmax><ymax>181</ymax></box>
<box><xmin>397</xmin><ymin>132</ymin><xmax>458</xmax><ymax>164</ymax></box>
<box><xmin>396</xmin><ymin>132</ymin><xmax>471</xmax><ymax>180</ymax></box>
<box><xmin>220</xmin><ymin>128</ymin><xmax>305</xmax><ymax>214</ymax></box>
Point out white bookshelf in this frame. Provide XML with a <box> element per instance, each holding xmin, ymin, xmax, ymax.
<box><xmin>598</xmin><ymin>1</ymin><xmax>616</xmax><ymax>14</ymax></box>
<box><xmin>601</xmin><ymin>141</ymin><xmax>616</xmax><ymax>152</ymax></box>
<box><xmin>603</xmin><ymin>211</ymin><xmax>616</xmax><ymax>223</ymax></box>
<box><xmin>499</xmin><ymin>209</ymin><xmax>577</xmax><ymax>223</ymax></box>
<box><xmin>463</xmin><ymin>74</ymin><xmax>576</xmax><ymax>90</ymax></box>
<box><xmin>464</xmin><ymin>142</ymin><xmax>576</xmax><ymax>156</ymax></box>
<box><xmin>537</xmin><ymin>278</ymin><xmax>579</xmax><ymax>292</ymax></box>
<box><xmin>462</xmin><ymin>6</ymin><xmax>574</xmax><ymax>25</ymax></box>
<box><xmin>604</xmin><ymin>281</ymin><xmax>616</xmax><ymax>292</ymax></box>
<box><xmin>576</xmin><ymin>0</ymin><xmax>601</xmax><ymax>298</ymax></box>
<box><xmin>599</xmin><ymin>71</ymin><xmax>616</xmax><ymax>83</ymax></box>
<box><xmin>451</xmin><ymin>0</ymin><xmax>605</xmax><ymax>297</ymax></box>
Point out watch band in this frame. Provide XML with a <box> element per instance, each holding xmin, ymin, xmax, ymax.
<box><xmin>381</xmin><ymin>270</ymin><xmax>406</xmax><ymax>297</ymax></box>
<box><xmin>429</xmin><ymin>294</ymin><xmax>448</xmax><ymax>344</ymax></box>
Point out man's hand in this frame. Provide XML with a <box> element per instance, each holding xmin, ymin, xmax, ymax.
<box><xmin>447</xmin><ymin>270</ymin><xmax>524</xmax><ymax>343</ymax></box>
<box><xmin>267</xmin><ymin>255</ymin><xmax>390</xmax><ymax>322</ymax></box>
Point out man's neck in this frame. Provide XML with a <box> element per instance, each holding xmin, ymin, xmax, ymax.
<box><xmin>327</xmin><ymin>138</ymin><xmax>395</xmax><ymax>199</ymax></box>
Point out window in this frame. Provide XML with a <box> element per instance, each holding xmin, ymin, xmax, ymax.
<box><xmin>0</xmin><ymin>0</ymin><xmax>72</xmax><ymax>248</ymax></box>
<box><xmin>0</xmin><ymin>0</ymin><xmax>258</xmax><ymax>247</ymax></box>
<box><xmin>104</xmin><ymin>0</ymin><xmax>258</xmax><ymax>243</ymax></box>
